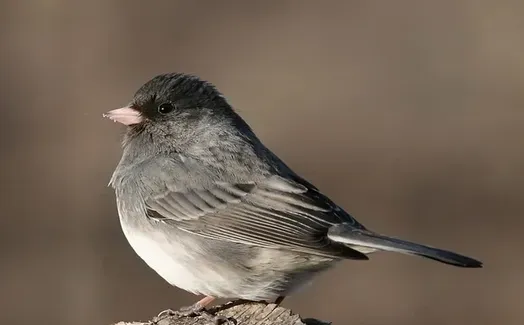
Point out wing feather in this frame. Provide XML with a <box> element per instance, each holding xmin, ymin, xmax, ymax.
<box><xmin>145</xmin><ymin>175</ymin><xmax>367</xmax><ymax>258</ymax></box>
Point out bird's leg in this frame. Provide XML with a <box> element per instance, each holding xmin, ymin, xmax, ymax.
<box><xmin>156</xmin><ymin>296</ymin><xmax>216</xmax><ymax>318</ymax></box>
<box><xmin>174</xmin><ymin>296</ymin><xmax>233</xmax><ymax>325</ymax></box>
<box><xmin>177</xmin><ymin>296</ymin><xmax>216</xmax><ymax>316</ymax></box>
<box><xmin>274</xmin><ymin>296</ymin><xmax>286</xmax><ymax>305</ymax></box>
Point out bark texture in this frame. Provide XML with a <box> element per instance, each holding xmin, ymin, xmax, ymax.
<box><xmin>113</xmin><ymin>301</ymin><xmax>330</xmax><ymax>325</ymax></box>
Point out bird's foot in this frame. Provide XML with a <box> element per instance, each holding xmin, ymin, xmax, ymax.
<box><xmin>155</xmin><ymin>306</ymin><xmax>232</xmax><ymax>325</ymax></box>
<box><xmin>156</xmin><ymin>302</ymin><xmax>205</xmax><ymax>318</ymax></box>
<box><xmin>154</xmin><ymin>297</ymin><xmax>233</xmax><ymax>324</ymax></box>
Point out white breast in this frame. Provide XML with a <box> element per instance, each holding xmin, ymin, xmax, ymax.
<box><xmin>120</xmin><ymin>219</ymin><xmax>206</xmax><ymax>294</ymax></box>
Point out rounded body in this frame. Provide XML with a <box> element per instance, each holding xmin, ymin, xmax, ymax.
<box><xmin>117</xmin><ymin>197</ymin><xmax>337</xmax><ymax>300</ymax></box>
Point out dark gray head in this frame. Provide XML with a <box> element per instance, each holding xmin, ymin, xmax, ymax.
<box><xmin>105</xmin><ymin>73</ymin><xmax>256</xmax><ymax>153</ymax></box>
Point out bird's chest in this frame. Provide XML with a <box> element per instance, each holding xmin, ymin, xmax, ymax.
<box><xmin>118</xmin><ymin>211</ymin><xmax>210</xmax><ymax>294</ymax></box>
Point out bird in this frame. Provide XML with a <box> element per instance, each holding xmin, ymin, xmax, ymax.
<box><xmin>104</xmin><ymin>72</ymin><xmax>482</xmax><ymax>317</ymax></box>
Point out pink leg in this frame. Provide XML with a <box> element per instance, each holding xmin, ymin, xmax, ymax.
<box><xmin>157</xmin><ymin>296</ymin><xmax>216</xmax><ymax>318</ymax></box>
<box><xmin>193</xmin><ymin>296</ymin><xmax>216</xmax><ymax>310</ymax></box>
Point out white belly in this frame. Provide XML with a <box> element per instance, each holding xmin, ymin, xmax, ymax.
<box><xmin>121</xmin><ymin>220</ymin><xmax>207</xmax><ymax>294</ymax></box>
<box><xmin>118</xmin><ymin>212</ymin><xmax>337</xmax><ymax>300</ymax></box>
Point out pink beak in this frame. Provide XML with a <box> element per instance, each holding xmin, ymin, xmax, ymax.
<box><xmin>103</xmin><ymin>106</ymin><xmax>143</xmax><ymax>125</ymax></box>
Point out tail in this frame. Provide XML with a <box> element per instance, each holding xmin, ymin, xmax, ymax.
<box><xmin>328</xmin><ymin>224</ymin><xmax>482</xmax><ymax>268</ymax></box>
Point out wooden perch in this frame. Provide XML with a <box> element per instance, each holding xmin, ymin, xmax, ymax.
<box><xmin>113</xmin><ymin>301</ymin><xmax>330</xmax><ymax>325</ymax></box>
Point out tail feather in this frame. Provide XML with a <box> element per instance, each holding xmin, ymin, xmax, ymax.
<box><xmin>328</xmin><ymin>224</ymin><xmax>483</xmax><ymax>268</ymax></box>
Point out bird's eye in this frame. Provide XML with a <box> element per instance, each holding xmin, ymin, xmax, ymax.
<box><xmin>157</xmin><ymin>103</ymin><xmax>175</xmax><ymax>114</ymax></box>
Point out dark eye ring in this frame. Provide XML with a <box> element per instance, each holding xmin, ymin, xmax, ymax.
<box><xmin>158</xmin><ymin>103</ymin><xmax>175</xmax><ymax>114</ymax></box>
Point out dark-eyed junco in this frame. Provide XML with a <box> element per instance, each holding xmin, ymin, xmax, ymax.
<box><xmin>105</xmin><ymin>73</ymin><xmax>482</xmax><ymax>316</ymax></box>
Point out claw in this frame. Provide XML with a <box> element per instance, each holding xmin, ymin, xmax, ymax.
<box><xmin>154</xmin><ymin>296</ymin><xmax>216</xmax><ymax>321</ymax></box>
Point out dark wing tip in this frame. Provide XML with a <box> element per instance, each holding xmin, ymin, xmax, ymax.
<box><xmin>449</xmin><ymin>255</ymin><xmax>483</xmax><ymax>268</ymax></box>
<box><xmin>416</xmin><ymin>253</ymin><xmax>483</xmax><ymax>268</ymax></box>
<box><xmin>457</xmin><ymin>255</ymin><xmax>483</xmax><ymax>268</ymax></box>
<box><xmin>466</xmin><ymin>261</ymin><xmax>483</xmax><ymax>268</ymax></box>
<box><xmin>328</xmin><ymin>225</ymin><xmax>484</xmax><ymax>268</ymax></box>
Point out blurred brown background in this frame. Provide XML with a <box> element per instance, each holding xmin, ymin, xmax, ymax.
<box><xmin>1</xmin><ymin>1</ymin><xmax>523</xmax><ymax>325</ymax></box>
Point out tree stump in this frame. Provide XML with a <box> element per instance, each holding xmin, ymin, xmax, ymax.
<box><xmin>113</xmin><ymin>301</ymin><xmax>330</xmax><ymax>325</ymax></box>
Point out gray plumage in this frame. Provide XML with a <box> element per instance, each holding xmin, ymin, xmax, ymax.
<box><xmin>107</xmin><ymin>73</ymin><xmax>482</xmax><ymax>302</ymax></box>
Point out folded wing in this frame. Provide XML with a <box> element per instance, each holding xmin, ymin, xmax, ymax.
<box><xmin>146</xmin><ymin>175</ymin><xmax>368</xmax><ymax>259</ymax></box>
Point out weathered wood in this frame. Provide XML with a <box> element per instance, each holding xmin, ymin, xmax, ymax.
<box><xmin>113</xmin><ymin>301</ymin><xmax>330</xmax><ymax>325</ymax></box>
